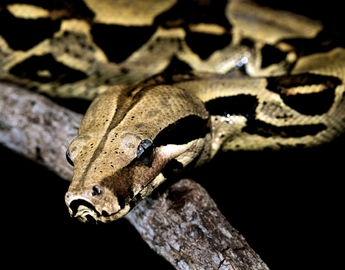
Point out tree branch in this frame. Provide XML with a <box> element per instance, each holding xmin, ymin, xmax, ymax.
<box><xmin>0</xmin><ymin>82</ymin><xmax>269</xmax><ymax>269</ymax></box>
<box><xmin>0</xmin><ymin>82</ymin><xmax>81</xmax><ymax>180</ymax></box>
<box><xmin>127</xmin><ymin>179</ymin><xmax>268</xmax><ymax>269</ymax></box>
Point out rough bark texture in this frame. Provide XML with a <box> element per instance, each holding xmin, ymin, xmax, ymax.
<box><xmin>0</xmin><ymin>82</ymin><xmax>269</xmax><ymax>270</ymax></box>
<box><xmin>127</xmin><ymin>179</ymin><xmax>268</xmax><ymax>269</ymax></box>
<box><xmin>0</xmin><ymin>82</ymin><xmax>81</xmax><ymax>180</ymax></box>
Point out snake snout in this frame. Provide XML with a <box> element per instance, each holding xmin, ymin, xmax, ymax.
<box><xmin>65</xmin><ymin>186</ymin><xmax>124</xmax><ymax>222</ymax></box>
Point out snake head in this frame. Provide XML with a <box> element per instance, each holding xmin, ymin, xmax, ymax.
<box><xmin>65</xmin><ymin>85</ymin><xmax>210</xmax><ymax>223</ymax></box>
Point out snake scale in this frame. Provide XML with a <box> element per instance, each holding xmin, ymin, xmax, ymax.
<box><xmin>1</xmin><ymin>0</ymin><xmax>344</xmax><ymax>223</ymax></box>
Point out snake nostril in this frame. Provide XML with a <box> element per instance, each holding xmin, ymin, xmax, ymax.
<box><xmin>102</xmin><ymin>210</ymin><xmax>110</xmax><ymax>217</ymax></box>
<box><xmin>92</xmin><ymin>185</ymin><xmax>102</xmax><ymax>196</ymax></box>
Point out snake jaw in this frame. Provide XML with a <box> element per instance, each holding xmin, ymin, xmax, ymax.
<box><xmin>74</xmin><ymin>204</ymin><xmax>99</xmax><ymax>223</ymax></box>
<box><xmin>73</xmin><ymin>203</ymin><xmax>131</xmax><ymax>223</ymax></box>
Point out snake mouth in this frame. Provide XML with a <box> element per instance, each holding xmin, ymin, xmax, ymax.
<box><xmin>69</xmin><ymin>199</ymin><xmax>98</xmax><ymax>223</ymax></box>
<box><xmin>69</xmin><ymin>199</ymin><xmax>114</xmax><ymax>223</ymax></box>
<box><xmin>68</xmin><ymin>198</ymin><xmax>130</xmax><ymax>223</ymax></box>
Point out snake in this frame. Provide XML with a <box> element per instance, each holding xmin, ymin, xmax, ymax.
<box><xmin>1</xmin><ymin>0</ymin><xmax>344</xmax><ymax>223</ymax></box>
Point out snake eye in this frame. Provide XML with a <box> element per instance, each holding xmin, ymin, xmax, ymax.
<box><xmin>66</xmin><ymin>148</ymin><xmax>74</xmax><ymax>166</ymax></box>
<box><xmin>136</xmin><ymin>139</ymin><xmax>155</xmax><ymax>165</ymax></box>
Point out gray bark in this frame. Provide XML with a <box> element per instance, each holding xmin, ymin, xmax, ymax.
<box><xmin>127</xmin><ymin>179</ymin><xmax>268</xmax><ymax>269</ymax></box>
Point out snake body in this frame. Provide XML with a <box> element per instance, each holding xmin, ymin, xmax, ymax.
<box><xmin>1</xmin><ymin>0</ymin><xmax>344</xmax><ymax>222</ymax></box>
